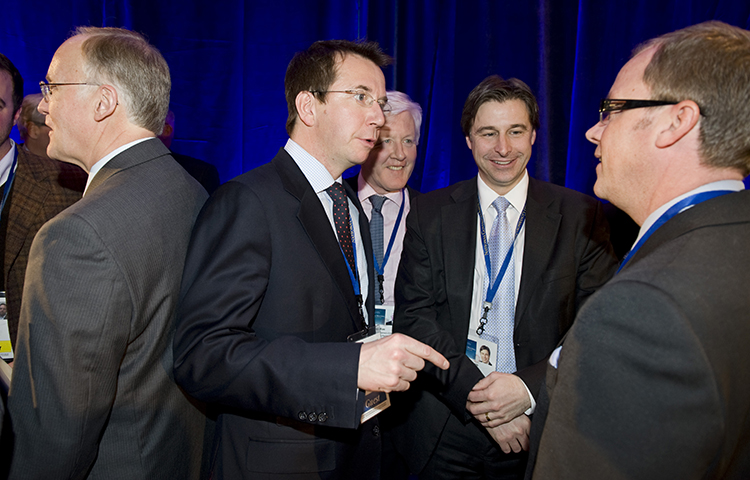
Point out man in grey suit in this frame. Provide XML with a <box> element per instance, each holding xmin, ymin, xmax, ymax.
<box><xmin>526</xmin><ymin>21</ymin><xmax>750</xmax><ymax>479</ymax></box>
<box><xmin>7</xmin><ymin>27</ymin><xmax>206</xmax><ymax>479</ymax></box>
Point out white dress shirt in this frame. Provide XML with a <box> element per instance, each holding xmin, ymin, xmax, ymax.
<box><xmin>356</xmin><ymin>172</ymin><xmax>411</xmax><ymax>307</ymax></box>
<box><xmin>285</xmin><ymin>139</ymin><xmax>369</xmax><ymax>324</ymax></box>
<box><xmin>468</xmin><ymin>170</ymin><xmax>535</xmax><ymax>412</ymax></box>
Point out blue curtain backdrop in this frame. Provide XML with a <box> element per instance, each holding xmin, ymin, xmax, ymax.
<box><xmin>2</xmin><ymin>1</ymin><xmax>749</xmax><ymax>193</ymax></box>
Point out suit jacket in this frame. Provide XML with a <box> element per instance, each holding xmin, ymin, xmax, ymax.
<box><xmin>170</xmin><ymin>150</ymin><xmax>221</xmax><ymax>194</ymax></box>
<box><xmin>526</xmin><ymin>190</ymin><xmax>750</xmax><ymax>480</ymax></box>
<box><xmin>1</xmin><ymin>147</ymin><xmax>86</xmax><ymax>346</ymax></box>
<box><xmin>7</xmin><ymin>139</ymin><xmax>207</xmax><ymax>479</ymax></box>
<box><xmin>391</xmin><ymin>176</ymin><xmax>617</xmax><ymax>473</ymax></box>
<box><xmin>173</xmin><ymin>149</ymin><xmax>379</xmax><ymax>479</ymax></box>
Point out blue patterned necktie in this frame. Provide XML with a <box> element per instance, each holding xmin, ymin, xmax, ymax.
<box><xmin>369</xmin><ymin>195</ymin><xmax>386</xmax><ymax>305</ymax></box>
<box><xmin>484</xmin><ymin>196</ymin><xmax>517</xmax><ymax>373</ymax></box>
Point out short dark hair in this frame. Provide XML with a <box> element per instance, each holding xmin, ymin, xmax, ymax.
<box><xmin>461</xmin><ymin>75</ymin><xmax>540</xmax><ymax>137</ymax></box>
<box><xmin>284</xmin><ymin>40</ymin><xmax>392</xmax><ymax>135</ymax></box>
<box><xmin>0</xmin><ymin>53</ymin><xmax>24</xmax><ymax>115</ymax></box>
<box><xmin>635</xmin><ymin>21</ymin><xmax>750</xmax><ymax>176</ymax></box>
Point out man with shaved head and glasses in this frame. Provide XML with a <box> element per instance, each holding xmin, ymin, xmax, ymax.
<box><xmin>7</xmin><ymin>27</ymin><xmax>206</xmax><ymax>479</ymax></box>
<box><xmin>173</xmin><ymin>39</ymin><xmax>448</xmax><ymax>479</ymax></box>
<box><xmin>526</xmin><ymin>21</ymin><xmax>750</xmax><ymax>480</ymax></box>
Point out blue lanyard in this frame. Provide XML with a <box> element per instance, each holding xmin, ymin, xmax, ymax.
<box><xmin>336</xmin><ymin>211</ymin><xmax>366</xmax><ymax>329</ymax></box>
<box><xmin>0</xmin><ymin>147</ymin><xmax>19</xmax><ymax>222</ymax></box>
<box><xmin>372</xmin><ymin>189</ymin><xmax>405</xmax><ymax>276</ymax></box>
<box><xmin>617</xmin><ymin>190</ymin><xmax>735</xmax><ymax>273</ymax></box>
<box><xmin>476</xmin><ymin>197</ymin><xmax>526</xmax><ymax>334</ymax></box>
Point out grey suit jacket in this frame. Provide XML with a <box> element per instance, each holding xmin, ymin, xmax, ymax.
<box><xmin>391</xmin><ymin>176</ymin><xmax>617</xmax><ymax>473</ymax></box>
<box><xmin>2</xmin><ymin>147</ymin><xmax>86</xmax><ymax>345</ymax></box>
<box><xmin>8</xmin><ymin>139</ymin><xmax>207</xmax><ymax>480</ymax></box>
<box><xmin>527</xmin><ymin>190</ymin><xmax>750</xmax><ymax>480</ymax></box>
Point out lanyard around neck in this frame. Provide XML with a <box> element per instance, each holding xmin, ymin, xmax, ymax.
<box><xmin>617</xmin><ymin>189</ymin><xmax>735</xmax><ymax>273</ymax></box>
<box><xmin>372</xmin><ymin>189</ymin><xmax>406</xmax><ymax>276</ymax></box>
<box><xmin>477</xmin><ymin>198</ymin><xmax>526</xmax><ymax>306</ymax></box>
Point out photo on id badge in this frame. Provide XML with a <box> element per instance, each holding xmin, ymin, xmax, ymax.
<box><xmin>466</xmin><ymin>331</ymin><xmax>497</xmax><ymax>376</ymax></box>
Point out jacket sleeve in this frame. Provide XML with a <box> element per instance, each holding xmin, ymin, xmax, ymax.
<box><xmin>173</xmin><ymin>181</ymin><xmax>363</xmax><ymax>429</ymax></box>
<box><xmin>8</xmin><ymin>213</ymin><xmax>132</xmax><ymax>480</ymax></box>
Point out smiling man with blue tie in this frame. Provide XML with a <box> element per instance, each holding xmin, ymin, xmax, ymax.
<box><xmin>391</xmin><ymin>75</ymin><xmax>617</xmax><ymax>479</ymax></box>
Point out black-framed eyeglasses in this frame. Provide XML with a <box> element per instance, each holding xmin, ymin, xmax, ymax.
<box><xmin>39</xmin><ymin>81</ymin><xmax>99</xmax><ymax>102</ymax></box>
<box><xmin>598</xmin><ymin>99</ymin><xmax>678</xmax><ymax>125</ymax></box>
<box><xmin>310</xmin><ymin>89</ymin><xmax>391</xmax><ymax>113</ymax></box>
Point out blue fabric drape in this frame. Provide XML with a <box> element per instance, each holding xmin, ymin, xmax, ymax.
<box><xmin>2</xmin><ymin>1</ymin><xmax>748</xmax><ymax>192</ymax></box>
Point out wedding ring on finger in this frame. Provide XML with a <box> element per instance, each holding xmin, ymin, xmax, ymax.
<box><xmin>485</xmin><ymin>412</ymin><xmax>491</xmax><ymax>422</ymax></box>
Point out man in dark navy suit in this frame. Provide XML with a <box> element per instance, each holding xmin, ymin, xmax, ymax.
<box><xmin>174</xmin><ymin>40</ymin><xmax>448</xmax><ymax>480</ymax></box>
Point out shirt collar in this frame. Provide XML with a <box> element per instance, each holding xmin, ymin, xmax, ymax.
<box><xmin>285</xmin><ymin>138</ymin><xmax>340</xmax><ymax>192</ymax></box>
<box><xmin>0</xmin><ymin>140</ymin><xmax>16</xmax><ymax>185</ymax></box>
<box><xmin>635</xmin><ymin>179</ymin><xmax>745</xmax><ymax>245</ymax></box>
<box><xmin>477</xmin><ymin>169</ymin><xmax>529</xmax><ymax>214</ymax></box>
<box><xmin>84</xmin><ymin>137</ymin><xmax>153</xmax><ymax>195</ymax></box>
<box><xmin>357</xmin><ymin>172</ymin><xmax>404</xmax><ymax>205</ymax></box>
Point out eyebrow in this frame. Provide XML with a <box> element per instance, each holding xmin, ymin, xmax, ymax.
<box><xmin>475</xmin><ymin>126</ymin><xmax>499</xmax><ymax>133</ymax></box>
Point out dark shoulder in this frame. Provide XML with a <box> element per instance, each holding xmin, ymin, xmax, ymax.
<box><xmin>527</xmin><ymin>178</ymin><xmax>605</xmax><ymax>221</ymax></box>
<box><xmin>17</xmin><ymin>148</ymin><xmax>86</xmax><ymax>193</ymax></box>
<box><xmin>413</xmin><ymin>178</ymin><xmax>475</xmax><ymax>209</ymax></box>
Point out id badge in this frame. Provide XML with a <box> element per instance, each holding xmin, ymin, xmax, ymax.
<box><xmin>353</xmin><ymin>328</ymin><xmax>391</xmax><ymax>423</ymax></box>
<box><xmin>0</xmin><ymin>319</ymin><xmax>13</xmax><ymax>361</ymax></box>
<box><xmin>466</xmin><ymin>331</ymin><xmax>497</xmax><ymax>377</ymax></box>
<box><xmin>374</xmin><ymin>305</ymin><xmax>394</xmax><ymax>338</ymax></box>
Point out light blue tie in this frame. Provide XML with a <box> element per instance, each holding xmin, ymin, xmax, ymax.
<box><xmin>484</xmin><ymin>196</ymin><xmax>517</xmax><ymax>373</ymax></box>
<box><xmin>369</xmin><ymin>195</ymin><xmax>386</xmax><ymax>305</ymax></box>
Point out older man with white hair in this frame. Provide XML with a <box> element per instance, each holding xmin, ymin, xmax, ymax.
<box><xmin>8</xmin><ymin>27</ymin><xmax>206</xmax><ymax>479</ymax></box>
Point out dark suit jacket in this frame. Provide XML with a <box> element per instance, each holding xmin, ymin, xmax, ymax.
<box><xmin>391</xmin><ymin>176</ymin><xmax>617</xmax><ymax>473</ymax></box>
<box><xmin>1</xmin><ymin>147</ymin><xmax>86</xmax><ymax>346</ymax></box>
<box><xmin>170</xmin><ymin>150</ymin><xmax>221</xmax><ymax>194</ymax></box>
<box><xmin>526</xmin><ymin>190</ymin><xmax>750</xmax><ymax>480</ymax></box>
<box><xmin>174</xmin><ymin>149</ymin><xmax>380</xmax><ymax>479</ymax></box>
<box><xmin>8</xmin><ymin>139</ymin><xmax>207</xmax><ymax>479</ymax></box>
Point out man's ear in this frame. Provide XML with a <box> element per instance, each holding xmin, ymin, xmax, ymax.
<box><xmin>655</xmin><ymin>100</ymin><xmax>701</xmax><ymax>148</ymax></box>
<box><xmin>94</xmin><ymin>85</ymin><xmax>119</xmax><ymax>122</ymax></box>
<box><xmin>295</xmin><ymin>90</ymin><xmax>317</xmax><ymax>127</ymax></box>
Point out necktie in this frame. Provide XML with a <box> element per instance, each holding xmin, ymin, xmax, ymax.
<box><xmin>369</xmin><ymin>195</ymin><xmax>386</xmax><ymax>305</ymax></box>
<box><xmin>326</xmin><ymin>183</ymin><xmax>356</xmax><ymax>272</ymax></box>
<box><xmin>485</xmin><ymin>196</ymin><xmax>517</xmax><ymax>373</ymax></box>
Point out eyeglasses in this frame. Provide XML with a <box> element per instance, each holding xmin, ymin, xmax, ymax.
<box><xmin>39</xmin><ymin>81</ymin><xmax>99</xmax><ymax>102</ymax></box>
<box><xmin>310</xmin><ymin>90</ymin><xmax>391</xmax><ymax>113</ymax></box>
<box><xmin>598</xmin><ymin>99</ymin><xmax>680</xmax><ymax>125</ymax></box>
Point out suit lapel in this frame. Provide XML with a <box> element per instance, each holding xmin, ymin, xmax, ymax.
<box><xmin>443</xmin><ymin>179</ymin><xmax>479</xmax><ymax>334</ymax></box>
<box><xmin>515</xmin><ymin>178</ymin><xmax>561</xmax><ymax>326</ymax></box>
<box><xmin>87</xmin><ymin>138</ymin><xmax>169</xmax><ymax>193</ymax></box>
<box><xmin>622</xmin><ymin>190</ymin><xmax>748</xmax><ymax>271</ymax></box>
<box><xmin>4</xmin><ymin>150</ymin><xmax>53</xmax><ymax>277</ymax></box>
<box><xmin>273</xmin><ymin>151</ymin><xmax>364</xmax><ymax>332</ymax></box>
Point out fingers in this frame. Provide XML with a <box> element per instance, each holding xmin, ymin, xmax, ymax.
<box><xmin>400</xmin><ymin>334</ymin><xmax>449</xmax><ymax>370</ymax></box>
<box><xmin>471</xmin><ymin>371</ymin><xmax>500</xmax><ymax>391</ymax></box>
<box><xmin>357</xmin><ymin>334</ymin><xmax>449</xmax><ymax>392</ymax></box>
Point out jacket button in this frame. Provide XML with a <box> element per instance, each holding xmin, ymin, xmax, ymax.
<box><xmin>372</xmin><ymin>425</ymin><xmax>380</xmax><ymax>437</ymax></box>
<box><xmin>298</xmin><ymin>411</ymin><xmax>307</xmax><ymax>421</ymax></box>
<box><xmin>318</xmin><ymin>413</ymin><xmax>328</xmax><ymax>423</ymax></box>
<box><xmin>308</xmin><ymin>412</ymin><xmax>317</xmax><ymax>422</ymax></box>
